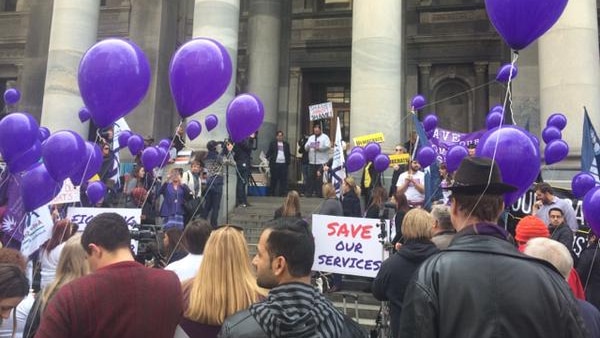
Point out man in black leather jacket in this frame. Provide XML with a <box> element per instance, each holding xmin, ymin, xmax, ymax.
<box><xmin>218</xmin><ymin>219</ymin><xmax>367</xmax><ymax>338</ymax></box>
<box><xmin>399</xmin><ymin>157</ymin><xmax>587</xmax><ymax>338</ymax></box>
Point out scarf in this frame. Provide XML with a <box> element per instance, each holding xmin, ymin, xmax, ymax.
<box><xmin>249</xmin><ymin>282</ymin><xmax>344</xmax><ymax>338</ymax></box>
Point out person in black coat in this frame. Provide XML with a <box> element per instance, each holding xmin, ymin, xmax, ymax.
<box><xmin>577</xmin><ymin>233</ymin><xmax>600</xmax><ymax>311</ymax></box>
<box><xmin>548</xmin><ymin>207</ymin><xmax>577</xmax><ymax>263</ymax></box>
<box><xmin>265</xmin><ymin>131</ymin><xmax>291</xmax><ymax>197</ymax></box>
<box><xmin>341</xmin><ymin>177</ymin><xmax>362</xmax><ymax>217</ymax></box>
<box><xmin>372</xmin><ymin>208</ymin><xmax>439</xmax><ymax>338</ymax></box>
<box><xmin>234</xmin><ymin>133</ymin><xmax>256</xmax><ymax>208</ymax></box>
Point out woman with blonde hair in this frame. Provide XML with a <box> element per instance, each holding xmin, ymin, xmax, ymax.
<box><xmin>40</xmin><ymin>220</ymin><xmax>76</xmax><ymax>288</ymax></box>
<box><xmin>372</xmin><ymin>209</ymin><xmax>439</xmax><ymax>338</ymax></box>
<box><xmin>341</xmin><ymin>177</ymin><xmax>361</xmax><ymax>217</ymax></box>
<box><xmin>23</xmin><ymin>234</ymin><xmax>89</xmax><ymax>338</ymax></box>
<box><xmin>273</xmin><ymin>190</ymin><xmax>302</xmax><ymax>219</ymax></box>
<box><xmin>318</xmin><ymin>183</ymin><xmax>343</xmax><ymax>216</ymax></box>
<box><xmin>177</xmin><ymin>225</ymin><xmax>265</xmax><ymax>337</ymax></box>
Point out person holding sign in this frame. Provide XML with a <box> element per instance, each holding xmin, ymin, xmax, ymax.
<box><xmin>398</xmin><ymin>157</ymin><xmax>586</xmax><ymax>338</ymax></box>
<box><xmin>396</xmin><ymin>160</ymin><xmax>425</xmax><ymax>208</ymax></box>
<box><xmin>304</xmin><ymin>123</ymin><xmax>330</xmax><ymax>198</ymax></box>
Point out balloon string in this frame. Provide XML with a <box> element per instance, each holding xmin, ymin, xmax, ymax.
<box><xmin>503</xmin><ymin>52</ymin><xmax>519</xmax><ymax>126</ymax></box>
<box><xmin>583</xmin><ymin>240</ymin><xmax>599</xmax><ymax>292</ymax></box>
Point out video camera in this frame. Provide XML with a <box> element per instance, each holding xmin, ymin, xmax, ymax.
<box><xmin>129</xmin><ymin>223</ymin><xmax>163</xmax><ymax>265</ymax></box>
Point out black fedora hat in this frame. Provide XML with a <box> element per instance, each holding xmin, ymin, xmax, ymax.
<box><xmin>445</xmin><ymin>156</ymin><xmax>518</xmax><ymax>194</ymax></box>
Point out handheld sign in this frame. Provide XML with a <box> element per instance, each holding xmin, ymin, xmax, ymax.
<box><xmin>309</xmin><ymin>102</ymin><xmax>334</xmax><ymax>121</ymax></box>
<box><xmin>353</xmin><ymin>132</ymin><xmax>385</xmax><ymax>147</ymax></box>
<box><xmin>312</xmin><ymin>214</ymin><xmax>389</xmax><ymax>278</ymax></box>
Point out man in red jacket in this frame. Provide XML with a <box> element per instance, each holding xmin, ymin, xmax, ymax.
<box><xmin>36</xmin><ymin>213</ymin><xmax>183</xmax><ymax>338</ymax></box>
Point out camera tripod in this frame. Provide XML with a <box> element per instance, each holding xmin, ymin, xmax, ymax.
<box><xmin>372</xmin><ymin>208</ymin><xmax>395</xmax><ymax>338</ymax></box>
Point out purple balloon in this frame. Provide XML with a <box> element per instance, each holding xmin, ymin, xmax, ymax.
<box><xmin>69</xmin><ymin>142</ymin><xmax>103</xmax><ymax>186</ymax></box>
<box><xmin>78</xmin><ymin>107</ymin><xmax>91</xmax><ymax>123</ymax></box>
<box><xmin>141</xmin><ymin>147</ymin><xmax>161</xmax><ymax>172</ymax></box>
<box><xmin>583</xmin><ymin>187</ymin><xmax>600</xmax><ymax>235</ymax></box>
<box><xmin>205</xmin><ymin>114</ymin><xmax>219</xmax><ymax>132</ymax></box>
<box><xmin>20</xmin><ymin>163</ymin><xmax>63</xmax><ymax>212</ymax></box>
<box><xmin>226</xmin><ymin>93</ymin><xmax>265</xmax><ymax>143</ymax></box>
<box><xmin>373</xmin><ymin>154</ymin><xmax>391</xmax><ymax>173</ymax></box>
<box><xmin>411</xmin><ymin>95</ymin><xmax>426</xmax><ymax>110</ymax></box>
<box><xmin>363</xmin><ymin>142</ymin><xmax>381</xmax><ymax>162</ymax></box>
<box><xmin>117</xmin><ymin>130</ymin><xmax>132</xmax><ymax>149</ymax></box>
<box><xmin>42</xmin><ymin>131</ymin><xmax>86</xmax><ymax>182</ymax></box>
<box><xmin>186</xmin><ymin>120</ymin><xmax>202</xmax><ymax>140</ymax></box>
<box><xmin>4</xmin><ymin>88</ymin><xmax>20</xmax><ymax>105</ymax></box>
<box><xmin>547</xmin><ymin>113</ymin><xmax>567</xmax><ymax>131</ymax></box>
<box><xmin>544</xmin><ymin>139</ymin><xmax>568</xmax><ymax>165</ymax></box>
<box><xmin>86</xmin><ymin>181</ymin><xmax>106</xmax><ymax>205</ymax></box>
<box><xmin>476</xmin><ymin>125</ymin><xmax>540</xmax><ymax>206</ymax></box>
<box><xmin>350</xmin><ymin>146</ymin><xmax>364</xmax><ymax>155</ymax></box>
<box><xmin>486</xmin><ymin>111</ymin><xmax>504</xmax><ymax>130</ymax></box>
<box><xmin>572</xmin><ymin>172</ymin><xmax>597</xmax><ymax>199</ymax></box>
<box><xmin>542</xmin><ymin>126</ymin><xmax>562</xmax><ymax>144</ymax></box>
<box><xmin>346</xmin><ymin>152</ymin><xmax>366</xmax><ymax>173</ymax></box>
<box><xmin>38</xmin><ymin>127</ymin><xmax>50</xmax><ymax>142</ymax></box>
<box><xmin>423</xmin><ymin>114</ymin><xmax>438</xmax><ymax>132</ymax></box>
<box><xmin>169</xmin><ymin>38</ymin><xmax>233</xmax><ymax>118</ymax></box>
<box><xmin>417</xmin><ymin>146</ymin><xmax>436</xmax><ymax>168</ymax></box>
<box><xmin>485</xmin><ymin>0</ymin><xmax>568</xmax><ymax>50</ymax></box>
<box><xmin>0</xmin><ymin>112</ymin><xmax>40</xmax><ymax>162</ymax></box>
<box><xmin>127</xmin><ymin>134</ymin><xmax>144</xmax><ymax>156</ymax></box>
<box><xmin>7</xmin><ymin>141</ymin><xmax>41</xmax><ymax>174</ymax></box>
<box><xmin>158</xmin><ymin>138</ymin><xmax>171</xmax><ymax>150</ymax></box>
<box><xmin>78</xmin><ymin>39</ymin><xmax>151</xmax><ymax>128</ymax></box>
<box><xmin>446</xmin><ymin>145</ymin><xmax>469</xmax><ymax>173</ymax></box>
<box><xmin>156</xmin><ymin>146</ymin><xmax>169</xmax><ymax>168</ymax></box>
<box><xmin>495</xmin><ymin>63</ymin><xmax>518</xmax><ymax>83</ymax></box>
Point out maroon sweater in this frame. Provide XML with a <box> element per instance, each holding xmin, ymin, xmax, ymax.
<box><xmin>35</xmin><ymin>261</ymin><xmax>183</xmax><ymax>338</ymax></box>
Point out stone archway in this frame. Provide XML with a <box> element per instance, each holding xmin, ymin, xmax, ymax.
<box><xmin>432</xmin><ymin>78</ymin><xmax>472</xmax><ymax>132</ymax></box>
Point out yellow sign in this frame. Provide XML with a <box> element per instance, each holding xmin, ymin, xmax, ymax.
<box><xmin>389</xmin><ymin>154</ymin><xmax>410</xmax><ymax>167</ymax></box>
<box><xmin>353</xmin><ymin>132</ymin><xmax>385</xmax><ymax>147</ymax></box>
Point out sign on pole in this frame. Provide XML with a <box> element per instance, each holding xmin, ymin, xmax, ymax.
<box><xmin>309</xmin><ymin>102</ymin><xmax>334</xmax><ymax>121</ymax></box>
<box><xmin>353</xmin><ymin>132</ymin><xmax>385</xmax><ymax>147</ymax></box>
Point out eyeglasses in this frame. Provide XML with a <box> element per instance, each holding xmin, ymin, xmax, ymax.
<box><xmin>215</xmin><ymin>224</ymin><xmax>244</xmax><ymax>232</ymax></box>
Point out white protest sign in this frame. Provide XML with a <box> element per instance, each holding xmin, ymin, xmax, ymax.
<box><xmin>309</xmin><ymin>102</ymin><xmax>334</xmax><ymax>121</ymax></box>
<box><xmin>20</xmin><ymin>206</ymin><xmax>54</xmax><ymax>257</ymax></box>
<box><xmin>66</xmin><ymin>207</ymin><xmax>142</xmax><ymax>253</ymax></box>
<box><xmin>312</xmin><ymin>214</ymin><xmax>389</xmax><ymax>278</ymax></box>
<box><xmin>50</xmin><ymin>179</ymin><xmax>81</xmax><ymax>204</ymax></box>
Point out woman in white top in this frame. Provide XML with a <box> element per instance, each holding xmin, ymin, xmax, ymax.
<box><xmin>39</xmin><ymin>220</ymin><xmax>75</xmax><ymax>288</ymax></box>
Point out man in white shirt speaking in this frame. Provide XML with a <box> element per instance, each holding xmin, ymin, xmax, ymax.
<box><xmin>396</xmin><ymin>159</ymin><xmax>425</xmax><ymax>208</ymax></box>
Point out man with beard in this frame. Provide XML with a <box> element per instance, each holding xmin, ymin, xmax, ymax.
<box><xmin>396</xmin><ymin>159</ymin><xmax>425</xmax><ymax>208</ymax></box>
<box><xmin>532</xmin><ymin>182</ymin><xmax>578</xmax><ymax>232</ymax></box>
<box><xmin>218</xmin><ymin>219</ymin><xmax>366</xmax><ymax>338</ymax></box>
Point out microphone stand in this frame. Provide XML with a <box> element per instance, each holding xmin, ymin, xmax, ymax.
<box><xmin>374</xmin><ymin>206</ymin><xmax>394</xmax><ymax>338</ymax></box>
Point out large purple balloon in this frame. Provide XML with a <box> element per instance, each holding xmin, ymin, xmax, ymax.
<box><xmin>485</xmin><ymin>0</ymin><xmax>568</xmax><ymax>50</ymax></box>
<box><xmin>38</xmin><ymin>127</ymin><xmax>50</xmax><ymax>142</ymax></box>
<box><xmin>476</xmin><ymin>125</ymin><xmax>540</xmax><ymax>206</ymax></box>
<box><xmin>78</xmin><ymin>39</ymin><xmax>151</xmax><ymax>128</ymax></box>
<box><xmin>205</xmin><ymin>114</ymin><xmax>218</xmax><ymax>132</ymax></box>
<box><xmin>127</xmin><ymin>134</ymin><xmax>144</xmax><ymax>156</ymax></box>
<box><xmin>486</xmin><ymin>111</ymin><xmax>504</xmax><ymax>130</ymax></box>
<box><xmin>446</xmin><ymin>145</ymin><xmax>469</xmax><ymax>173</ymax></box>
<box><xmin>141</xmin><ymin>147</ymin><xmax>161</xmax><ymax>172</ymax></box>
<box><xmin>363</xmin><ymin>142</ymin><xmax>381</xmax><ymax>162</ymax></box>
<box><xmin>417</xmin><ymin>146</ymin><xmax>436</xmax><ymax>168</ymax></box>
<box><xmin>547</xmin><ymin>113</ymin><xmax>567</xmax><ymax>131</ymax></box>
<box><xmin>584</xmin><ymin>187</ymin><xmax>600</xmax><ymax>235</ymax></box>
<box><xmin>169</xmin><ymin>38</ymin><xmax>232</xmax><ymax>118</ymax></box>
<box><xmin>156</xmin><ymin>146</ymin><xmax>169</xmax><ymax>168</ymax></box>
<box><xmin>69</xmin><ymin>142</ymin><xmax>103</xmax><ymax>186</ymax></box>
<box><xmin>186</xmin><ymin>120</ymin><xmax>202</xmax><ymax>140</ymax></box>
<box><xmin>373</xmin><ymin>154</ymin><xmax>391</xmax><ymax>173</ymax></box>
<box><xmin>411</xmin><ymin>95</ymin><xmax>426</xmax><ymax>110</ymax></box>
<box><xmin>86</xmin><ymin>181</ymin><xmax>106</xmax><ymax>205</ymax></box>
<box><xmin>7</xmin><ymin>141</ymin><xmax>41</xmax><ymax>174</ymax></box>
<box><xmin>544</xmin><ymin>139</ymin><xmax>568</xmax><ymax>165</ymax></box>
<box><xmin>572</xmin><ymin>172</ymin><xmax>597</xmax><ymax>199</ymax></box>
<box><xmin>117</xmin><ymin>130</ymin><xmax>132</xmax><ymax>149</ymax></box>
<box><xmin>542</xmin><ymin>126</ymin><xmax>562</xmax><ymax>144</ymax></box>
<box><xmin>0</xmin><ymin>112</ymin><xmax>40</xmax><ymax>162</ymax></box>
<box><xmin>42</xmin><ymin>131</ymin><xmax>86</xmax><ymax>182</ymax></box>
<box><xmin>495</xmin><ymin>63</ymin><xmax>518</xmax><ymax>83</ymax></box>
<box><xmin>226</xmin><ymin>94</ymin><xmax>265</xmax><ymax>143</ymax></box>
<box><xmin>4</xmin><ymin>88</ymin><xmax>20</xmax><ymax>105</ymax></box>
<box><xmin>346</xmin><ymin>152</ymin><xmax>366</xmax><ymax>173</ymax></box>
<box><xmin>423</xmin><ymin>114</ymin><xmax>438</xmax><ymax>132</ymax></box>
<box><xmin>78</xmin><ymin>107</ymin><xmax>91</xmax><ymax>123</ymax></box>
<box><xmin>20</xmin><ymin>163</ymin><xmax>63</xmax><ymax>212</ymax></box>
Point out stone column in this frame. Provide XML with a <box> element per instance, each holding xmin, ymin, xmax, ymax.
<box><xmin>350</xmin><ymin>0</ymin><xmax>402</xmax><ymax>152</ymax></box>
<box><xmin>40</xmin><ymin>0</ymin><xmax>100</xmax><ymax>136</ymax></box>
<box><xmin>539</xmin><ymin>0</ymin><xmax>600</xmax><ymax>168</ymax></box>
<box><xmin>247</xmin><ymin>0</ymin><xmax>281</xmax><ymax>152</ymax></box>
<box><xmin>287</xmin><ymin>67</ymin><xmax>302</xmax><ymax>185</ymax></box>
<box><xmin>473</xmin><ymin>62</ymin><xmax>488</xmax><ymax>130</ymax></box>
<box><xmin>511</xmin><ymin>43</ymin><xmax>540</xmax><ymax>133</ymax></box>
<box><xmin>192</xmin><ymin>0</ymin><xmax>240</xmax><ymax>223</ymax></box>
<box><xmin>418</xmin><ymin>63</ymin><xmax>432</xmax><ymax>113</ymax></box>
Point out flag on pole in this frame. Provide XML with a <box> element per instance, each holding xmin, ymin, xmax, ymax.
<box><xmin>331</xmin><ymin>117</ymin><xmax>347</xmax><ymax>197</ymax></box>
<box><xmin>582</xmin><ymin>107</ymin><xmax>600</xmax><ymax>183</ymax></box>
<box><xmin>20</xmin><ymin>206</ymin><xmax>53</xmax><ymax>257</ymax></box>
